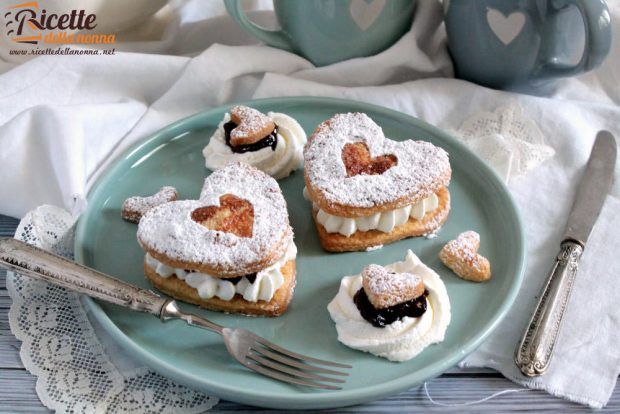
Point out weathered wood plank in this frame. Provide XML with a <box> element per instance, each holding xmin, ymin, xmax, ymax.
<box><xmin>2</xmin><ymin>369</ymin><xmax>620</xmax><ymax>413</ymax></box>
<box><xmin>0</xmin><ymin>215</ymin><xmax>18</xmax><ymax>237</ymax></box>
<box><xmin>0</xmin><ymin>370</ymin><xmax>50</xmax><ymax>413</ymax></box>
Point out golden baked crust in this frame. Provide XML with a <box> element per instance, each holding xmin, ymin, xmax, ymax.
<box><xmin>314</xmin><ymin>187</ymin><xmax>450</xmax><ymax>252</ymax></box>
<box><xmin>439</xmin><ymin>231</ymin><xmax>491</xmax><ymax>282</ymax></box>
<box><xmin>145</xmin><ymin>260</ymin><xmax>296</xmax><ymax>316</ymax></box>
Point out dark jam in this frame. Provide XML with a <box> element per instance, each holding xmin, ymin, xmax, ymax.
<box><xmin>353</xmin><ymin>288</ymin><xmax>429</xmax><ymax>328</ymax></box>
<box><xmin>224</xmin><ymin>121</ymin><xmax>278</xmax><ymax>153</ymax></box>
<box><xmin>227</xmin><ymin>273</ymin><xmax>257</xmax><ymax>285</ymax></box>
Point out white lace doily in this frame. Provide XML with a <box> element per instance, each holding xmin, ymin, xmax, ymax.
<box><xmin>449</xmin><ymin>105</ymin><xmax>555</xmax><ymax>182</ymax></box>
<box><xmin>7</xmin><ymin>205</ymin><xmax>218</xmax><ymax>413</ymax></box>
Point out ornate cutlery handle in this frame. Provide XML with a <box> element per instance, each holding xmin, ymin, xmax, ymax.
<box><xmin>0</xmin><ymin>237</ymin><xmax>168</xmax><ymax>316</ymax></box>
<box><xmin>515</xmin><ymin>241</ymin><xmax>583</xmax><ymax>376</ymax></box>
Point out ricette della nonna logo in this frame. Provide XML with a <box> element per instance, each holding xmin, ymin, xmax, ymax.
<box><xmin>4</xmin><ymin>1</ymin><xmax>116</xmax><ymax>55</ymax></box>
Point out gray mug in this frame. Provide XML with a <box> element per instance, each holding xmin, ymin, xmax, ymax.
<box><xmin>225</xmin><ymin>0</ymin><xmax>417</xmax><ymax>66</ymax></box>
<box><xmin>444</xmin><ymin>0</ymin><xmax>612</xmax><ymax>89</ymax></box>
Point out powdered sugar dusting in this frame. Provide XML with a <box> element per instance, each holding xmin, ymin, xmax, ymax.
<box><xmin>362</xmin><ymin>263</ymin><xmax>423</xmax><ymax>308</ymax></box>
<box><xmin>304</xmin><ymin>113</ymin><xmax>451</xmax><ymax>208</ymax></box>
<box><xmin>137</xmin><ymin>163</ymin><xmax>292</xmax><ymax>274</ymax></box>
<box><xmin>442</xmin><ymin>231</ymin><xmax>480</xmax><ymax>268</ymax></box>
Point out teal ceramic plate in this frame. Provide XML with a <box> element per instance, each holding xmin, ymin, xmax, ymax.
<box><xmin>75</xmin><ymin>97</ymin><xmax>525</xmax><ymax>410</ymax></box>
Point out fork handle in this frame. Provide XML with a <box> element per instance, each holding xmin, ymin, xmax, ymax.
<box><xmin>0</xmin><ymin>237</ymin><xmax>168</xmax><ymax>316</ymax></box>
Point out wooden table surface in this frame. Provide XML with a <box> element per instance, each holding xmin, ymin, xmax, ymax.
<box><xmin>1</xmin><ymin>214</ymin><xmax>618</xmax><ymax>413</ymax></box>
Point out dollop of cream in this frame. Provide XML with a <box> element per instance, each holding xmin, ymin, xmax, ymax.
<box><xmin>146</xmin><ymin>243</ymin><xmax>296</xmax><ymax>302</ymax></box>
<box><xmin>327</xmin><ymin>250</ymin><xmax>451</xmax><ymax>362</ymax></box>
<box><xmin>203</xmin><ymin>112</ymin><xmax>306</xmax><ymax>179</ymax></box>
<box><xmin>311</xmin><ymin>191</ymin><xmax>439</xmax><ymax>237</ymax></box>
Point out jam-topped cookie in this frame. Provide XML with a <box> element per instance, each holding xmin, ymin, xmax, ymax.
<box><xmin>328</xmin><ymin>250</ymin><xmax>451</xmax><ymax>361</ymax></box>
<box><xmin>137</xmin><ymin>163</ymin><xmax>297</xmax><ymax>316</ymax></box>
<box><xmin>203</xmin><ymin>105</ymin><xmax>307</xmax><ymax>179</ymax></box>
<box><xmin>439</xmin><ymin>231</ymin><xmax>491</xmax><ymax>282</ymax></box>
<box><xmin>121</xmin><ymin>186</ymin><xmax>178</xmax><ymax>223</ymax></box>
<box><xmin>356</xmin><ymin>264</ymin><xmax>428</xmax><ymax>328</ymax></box>
<box><xmin>303</xmin><ymin>113</ymin><xmax>451</xmax><ymax>252</ymax></box>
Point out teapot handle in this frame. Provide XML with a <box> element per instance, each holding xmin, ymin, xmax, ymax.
<box><xmin>537</xmin><ymin>0</ymin><xmax>611</xmax><ymax>79</ymax></box>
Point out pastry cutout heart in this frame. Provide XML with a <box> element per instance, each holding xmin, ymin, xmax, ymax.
<box><xmin>229</xmin><ymin>105</ymin><xmax>276</xmax><ymax>146</ymax></box>
<box><xmin>362</xmin><ymin>264</ymin><xmax>424</xmax><ymax>309</ymax></box>
<box><xmin>304</xmin><ymin>112</ymin><xmax>451</xmax><ymax>215</ymax></box>
<box><xmin>342</xmin><ymin>142</ymin><xmax>397</xmax><ymax>176</ymax></box>
<box><xmin>191</xmin><ymin>194</ymin><xmax>254</xmax><ymax>238</ymax></box>
<box><xmin>137</xmin><ymin>163</ymin><xmax>292</xmax><ymax>277</ymax></box>
<box><xmin>439</xmin><ymin>231</ymin><xmax>492</xmax><ymax>282</ymax></box>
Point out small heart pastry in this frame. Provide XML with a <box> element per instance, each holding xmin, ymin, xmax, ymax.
<box><xmin>121</xmin><ymin>186</ymin><xmax>177</xmax><ymax>223</ymax></box>
<box><xmin>137</xmin><ymin>163</ymin><xmax>296</xmax><ymax>316</ymax></box>
<box><xmin>362</xmin><ymin>264</ymin><xmax>425</xmax><ymax>309</ymax></box>
<box><xmin>439</xmin><ymin>231</ymin><xmax>491</xmax><ymax>282</ymax></box>
<box><xmin>304</xmin><ymin>112</ymin><xmax>452</xmax><ymax>252</ymax></box>
<box><xmin>229</xmin><ymin>105</ymin><xmax>276</xmax><ymax>146</ymax></box>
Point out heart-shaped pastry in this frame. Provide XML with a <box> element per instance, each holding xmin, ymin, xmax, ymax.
<box><xmin>137</xmin><ymin>163</ymin><xmax>292</xmax><ymax>277</ymax></box>
<box><xmin>304</xmin><ymin>112</ymin><xmax>452</xmax><ymax>252</ymax></box>
<box><xmin>121</xmin><ymin>186</ymin><xmax>177</xmax><ymax>223</ymax></box>
<box><xmin>439</xmin><ymin>231</ymin><xmax>491</xmax><ymax>282</ymax></box>
<box><xmin>362</xmin><ymin>264</ymin><xmax>425</xmax><ymax>309</ymax></box>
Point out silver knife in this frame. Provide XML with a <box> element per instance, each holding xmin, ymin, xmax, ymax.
<box><xmin>515</xmin><ymin>130</ymin><xmax>617</xmax><ymax>377</ymax></box>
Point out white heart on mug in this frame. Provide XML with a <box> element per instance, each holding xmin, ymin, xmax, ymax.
<box><xmin>486</xmin><ymin>8</ymin><xmax>526</xmax><ymax>45</ymax></box>
<box><xmin>349</xmin><ymin>0</ymin><xmax>387</xmax><ymax>31</ymax></box>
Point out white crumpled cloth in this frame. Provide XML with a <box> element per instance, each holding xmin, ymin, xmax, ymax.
<box><xmin>1</xmin><ymin>0</ymin><xmax>620</xmax><ymax>409</ymax></box>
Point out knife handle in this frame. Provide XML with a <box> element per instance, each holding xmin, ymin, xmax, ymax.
<box><xmin>0</xmin><ymin>237</ymin><xmax>168</xmax><ymax>316</ymax></box>
<box><xmin>515</xmin><ymin>240</ymin><xmax>583</xmax><ymax>376</ymax></box>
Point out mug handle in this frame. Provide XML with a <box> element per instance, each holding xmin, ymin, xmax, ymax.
<box><xmin>224</xmin><ymin>0</ymin><xmax>295</xmax><ymax>52</ymax></box>
<box><xmin>537</xmin><ymin>0</ymin><xmax>611</xmax><ymax>78</ymax></box>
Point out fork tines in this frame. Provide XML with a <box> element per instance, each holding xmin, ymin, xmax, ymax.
<box><xmin>245</xmin><ymin>338</ymin><xmax>352</xmax><ymax>390</ymax></box>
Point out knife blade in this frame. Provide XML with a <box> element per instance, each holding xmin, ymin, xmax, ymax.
<box><xmin>515</xmin><ymin>131</ymin><xmax>617</xmax><ymax>377</ymax></box>
<box><xmin>564</xmin><ymin>131</ymin><xmax>617</xmax><ymax>245</ymax></box>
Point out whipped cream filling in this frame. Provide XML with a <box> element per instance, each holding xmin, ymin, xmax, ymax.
<box><xmin>203</xmin><ymin>112</ymin><xmax>306</xmax><ymax>179</ymax></box>
<box><xmin>146</xmin><ymin>243</ymin><xmax>296</xmax><ymax>303</ymax></box>
<box><xmin>327</xmin><ymin>250</ymin><xmax>451</xmax><ymax>362</ymax></box>
<box><xmin>304</xmin><ymin>186</ymin><xmax>439</xmax><ymax>237</ymax></box>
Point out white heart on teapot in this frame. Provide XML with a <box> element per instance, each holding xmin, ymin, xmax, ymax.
<box><xmin>349</xmin><ymin>0</ymin><xmax>387</xmax><ymax>31</ymax></box>
<box><xmin>486</xmin><ymin>8</ymin><xmax>526</xmax><ymax>45</ymax></box>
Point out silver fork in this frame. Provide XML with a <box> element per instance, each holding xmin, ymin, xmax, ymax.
<box><xmin>0</xmin><ymin>238</ymin><xmax>351</xmax><ymax>390</ymax></box>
